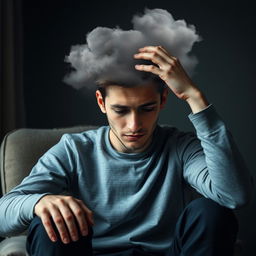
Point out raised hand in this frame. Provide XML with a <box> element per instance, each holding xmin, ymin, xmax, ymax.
<box><xmin>134</xmin><ymin>46</ymin><xmax>209</xmax><ymax>113</ymax></box>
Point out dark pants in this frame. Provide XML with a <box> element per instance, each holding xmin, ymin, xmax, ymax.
<box><xmin>26</xmin><ymin>198</ymin><xmax>238</xmax><ymax>256</ymax></box>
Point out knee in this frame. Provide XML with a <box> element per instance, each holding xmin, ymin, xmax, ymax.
<box><xmin>28</xmin><ymin>216</ymin><xmax>48</xmax><ymax>240</ymax></box>
<box><xmin>26</xmin><ymin>216</ymin><xmax>52</xmax><ymax>253</ymax></box>
<box><xmin>26</xmin><ymin>217</ymin><xmax>51</xmax><ymax>255</ymax></box>
<box><xmin>27</xmin><ymin>217</ymin><xmax>93</xmax><ymax>256</ymax></box>
<box><xmin>29</xmin><ymin>216</ymin><xmax>44</xmax><ymax>228</ymax></box>
<box><xmin>27</xmin><ymin>216</ymin><xmax>93</xmax><ymax>241</ymax></box>
<box><xmin>186</xmin><ymin>197</ymin><xmax>238</xmax><ymax>234</ymax></box>
<box><xmin>187</xmin><ymin>198</ymin><xmax>235</xmax><ymax>218</ymax></box>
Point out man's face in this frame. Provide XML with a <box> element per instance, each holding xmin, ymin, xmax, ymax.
<box><xmin>96</xmin><ymin>83</ymin><xmax>168</xmax><ymax>153</ymax></box>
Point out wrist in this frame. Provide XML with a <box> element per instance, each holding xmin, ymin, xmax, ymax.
<box><xmin>186</xmin><ymin>89</ymin><xmax>209</xmax><ymax>114</ymax></box>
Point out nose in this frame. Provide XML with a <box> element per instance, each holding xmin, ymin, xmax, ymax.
<box><xmin>127</xmin><ymin>111</ymin><xmax>142</xmax><ymax>132</ymax></box>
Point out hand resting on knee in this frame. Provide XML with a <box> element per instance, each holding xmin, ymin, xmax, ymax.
<box><xmin>34</xmin><ymin>195</ymin><xmax>94</xmax><ymax>244</ymax></box>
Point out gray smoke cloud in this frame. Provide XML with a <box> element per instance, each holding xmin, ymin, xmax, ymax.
<box><xmin>64</xmin><ymin>8</ymin><xmax>202</xmax><ymax>89</ymax></box>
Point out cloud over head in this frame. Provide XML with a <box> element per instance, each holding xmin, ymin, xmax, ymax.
<box><xmin>64</xmin><ymin>8</ymin><xmax>202</xmax><ymax>89</ymax></box>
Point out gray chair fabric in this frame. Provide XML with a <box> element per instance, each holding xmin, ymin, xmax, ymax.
<box><xmin>0</xmin><ymin>126</ymin><xmax>97</xmax><ymax>195</ymax></box>
<box><xmin>0</xmin><ymin>236</ymin><xmax>28</xmax><ymax>256</ymax></box>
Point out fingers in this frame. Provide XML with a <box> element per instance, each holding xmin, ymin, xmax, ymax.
<box><xmin>134</xmin><ymin>45</ymin><xmax>177</xmax><ymax>75</ymax></box>
<box><xmin>139</xmin><ymin>45</ymin><xmax>169</xmax><ymax>55</ymax></box>
<box><xmin>40</xmin><ymin>213</ymin><xmax>58</xmax><ymax>243</ymax></box>
<box><xmin>58</xmin><ymin>201</ymin><xmax>80</xmax><ymax>242</ymax></box>
<box><xmin>54</xmin><ymin>197</ymin><xmax>92</xmax><ymax>243</ymax></box>
<box><xmin>35</xmin><ymin>195</ymin><xmax>94</xmax><ymax>244</ymax></box>
<box><xmin>134</xmin><ymin>45</ymin><xmax>176</xmax><ymax>64</ymax></box>
<box><xmin>139</xmin><ymin>45</ymin><xmax>174</xmax><ymax>60</ymax></box>
<box><xmin>76</xmin><ymin>199</ymin><xmax>94</xmax><ymax>226</ymax></box>
<box><xmin>134</xmin><ymin>52</ymin><xmax>166</xmax><ymax>68</ymax></box>
<box><xmin>138</xmin><ymin>45</ymin><xmax>167</xmax><ymax>56</ymax></box>
<box><xmin>51</xmin><ymin>206</ymin><xmax>71</xmax><ymax>244</ymax></box>
<box><xmin>70</xmin><ymin>199</ymin><xmax>93</xmax><ymax>236</ymax></box>
<box><xmin>135</xmin><ymin>64</ymin><xmax>162</xmax><ymax>76</ymax></box>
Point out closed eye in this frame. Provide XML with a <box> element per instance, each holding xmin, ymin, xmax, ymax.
<box><xmin>141</xmin><ymin>107</ymin><xmax>156</xmax><ymax>112</ymax></box>
<box><xmin>112</xmin><ymin>107</ymin><xmax>129</xmax><ymax>115</ymax></box>
<box><xmin>114</xmin><ymin>109</ymin><xmax>128</xmax><ymax>114</ymax></box>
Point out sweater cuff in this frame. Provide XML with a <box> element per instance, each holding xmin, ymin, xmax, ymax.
<box><xmin>188</xmin><ymin>104</ymin><xmax>225</xmax><ymax>136</ymax></box>
<box><xmin>21</xmin><ymin>193</ymin><xmax>50</xmax><ymax>224</ymax></box>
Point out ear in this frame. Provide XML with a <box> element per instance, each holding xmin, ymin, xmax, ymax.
<box><xmin>96</xmin><ymin>90</ymin><xmax>106</xmax><ymax>113</ymax></box>
<box><xmin>160</xmin><ymin>88</ymin><xmax>169</xmax><ymax>109</ymax></box>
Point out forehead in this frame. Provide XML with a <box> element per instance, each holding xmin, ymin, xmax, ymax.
<box><xmin>105</xmin><ymin>84</ymin><xmax>160</xmax><ymax>106</ymax></box>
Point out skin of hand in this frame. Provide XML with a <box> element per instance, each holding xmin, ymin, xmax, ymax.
<box><xmin>134</xmin><ymin>46</ymin><xmax>209</xmax><ymax>113</ymax></box>
<box><xmin>34</xmin><ymin>195</ymin><xmax>94</xmax><ymax>244</ymax></box>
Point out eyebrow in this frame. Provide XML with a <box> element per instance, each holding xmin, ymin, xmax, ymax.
<box><xmin>110</xmin><ymin>101</ymin><xmax>158</xmax><ymax>109</ymax></box>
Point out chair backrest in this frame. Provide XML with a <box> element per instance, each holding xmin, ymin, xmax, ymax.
<box><xmin>0</xmin><ymin>126</ymin><xmax>97</xmax><ymax>195</ymax></box>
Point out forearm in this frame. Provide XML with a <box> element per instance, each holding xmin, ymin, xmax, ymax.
<box><xmin>0</xmin><ymin>192</ymin><xmax>47</xmax><ymax>236</ymax></box>
<box><xmin>185</xmin><ymin>88</ymin><xmax>210</xmax><ymax>114</ymax></box>
<box><xmin>187</xmin><ymin>106</ymin><xmax>253</xmax><ymax>208</ymax></box>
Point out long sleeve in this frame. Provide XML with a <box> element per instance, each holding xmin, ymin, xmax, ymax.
<box><xmin>0</xmin><ymin>134</ymin><xmax>75</xmax><ymax>237</ymax></box>
<box><xmin>180</xmin><ymin>105</ymin><xmax>253</xmax><ymax>209</ymax></box>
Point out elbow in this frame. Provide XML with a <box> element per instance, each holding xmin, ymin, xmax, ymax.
<box><xmin>234</xmin><ymin>177</ymin><xmax>255</xmax><ymax>209</ymax></box>
<box><xmin>221</xmin><ymin>177</ymin><xmax>255</xmax><ymax>209</ymax></box>
<box><xmin>223</xmin><ymin>188</ymin><xmax>254</xmax><ymax>210</ymax></box>
<box><xmin>0</xmin><ymin>226</ymin><xmax>14</xmax><ymax>237</ymax></box>
<box><xmin>229</xmin><ymin>195</ymin><xmax>252</xmax><ymax>209</ymax></box>
<box><xmin>219</xmin><ymin>197</ymin><xmax>248</xmax><ymax>210</ymax></box>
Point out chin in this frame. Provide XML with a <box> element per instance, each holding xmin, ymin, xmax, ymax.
<box><xmin>125</xmin><ymin>143</ymin><xmax>147</xmax><ymax>153</ymax></box>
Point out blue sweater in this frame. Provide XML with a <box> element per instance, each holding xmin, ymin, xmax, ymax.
<box><xmin>0</xmin><ymin>105</ymin><xmax>253</xmax><ymax>253</ymax></box>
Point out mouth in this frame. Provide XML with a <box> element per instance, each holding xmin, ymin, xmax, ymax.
<box><xmin>123</xmin><ymin>134</ymin><xmax>145</xmax><ymax>142</ymax></box>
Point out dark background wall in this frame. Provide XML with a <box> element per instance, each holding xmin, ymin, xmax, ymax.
<box><xmin>22</xmin><ymin>0</ymin><xmax>255</xmax><ymax>255</ymax></box>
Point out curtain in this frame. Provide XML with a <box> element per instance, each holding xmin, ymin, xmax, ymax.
<box><xmin>0</xmin><ymin>0</ymin><xmax>25</xmax><ymax>141</ymax></box>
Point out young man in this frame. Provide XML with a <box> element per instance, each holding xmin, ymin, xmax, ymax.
<box><xmin>0</xmin><ymin>46</ymin><xmax>253</xmax><ymax>256</ymax></box>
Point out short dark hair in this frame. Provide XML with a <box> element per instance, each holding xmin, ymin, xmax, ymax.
<box><xmin>97</xmin><ymin>77</ymin><xmax>166</xmax><ymax>102</ymax></box>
